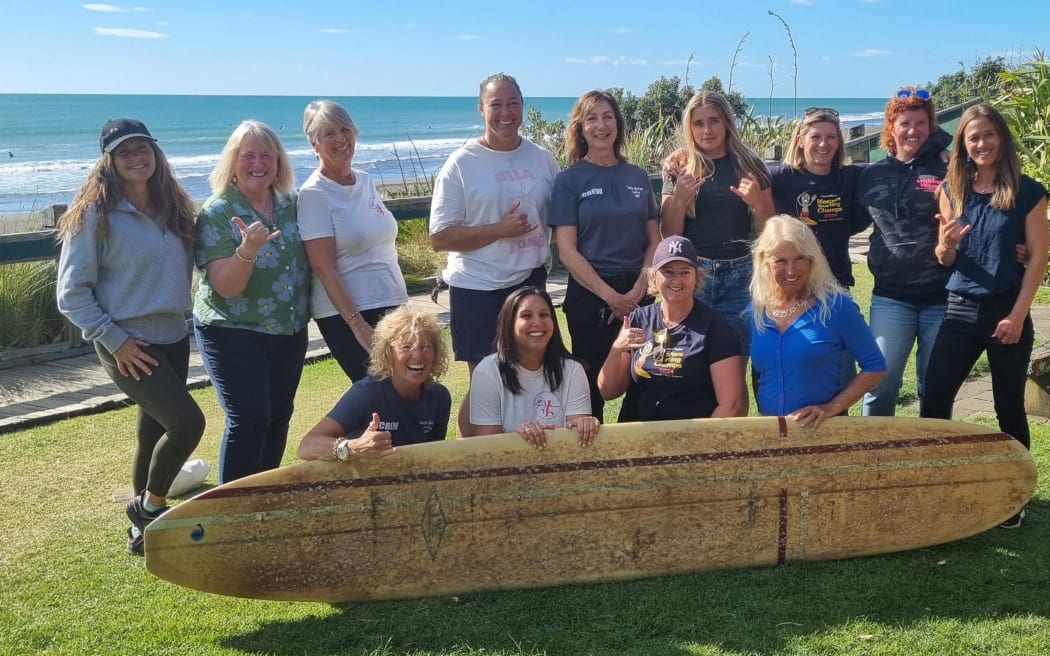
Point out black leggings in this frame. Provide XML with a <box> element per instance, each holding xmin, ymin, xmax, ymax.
<box><xmin>96</xmin><ymin>337</ymin><xmax>205</xmax><ymax>496</ymax></box>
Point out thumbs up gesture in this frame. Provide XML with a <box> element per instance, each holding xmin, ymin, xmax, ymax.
<box><xmin>354</xmin><ymin>412</ymin><xmax>396</xmax><ymax>457</ymax></box>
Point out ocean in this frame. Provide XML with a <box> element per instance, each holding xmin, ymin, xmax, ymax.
<box><xmin>0</xmin><ymin>94</ymin><xmax>886</xmax><ymax>215</ymax></box>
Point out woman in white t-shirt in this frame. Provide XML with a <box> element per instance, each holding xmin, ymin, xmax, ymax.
<box><xmin>466</xmin><ymin>287</ymin><xmax>600</xmax><ymax>449</ymax></box>
<box><xmin>298</xmin><ymin>99</ymin><xmax>409</xmax><ymax>381</ymax></box>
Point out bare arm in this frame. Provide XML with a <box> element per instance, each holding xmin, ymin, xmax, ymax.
<box><xmin>204</xmin><ymin>217</ymin><xmax>280</xmax><ymax>299</ymax></box>
<box><xmin>598</xmin><ymin>316</ymin><xmax>645</xmax><ymax>400</ymax></box>
<box><xmin>303</xmin><ymin>236</ymin><xmax>372</xmax><ymax>348</ymax></box>
<box><xmin>708</xmin><ymin>355</ymin><xmax>748</xmax><ymax>417</ymax></box>
<box><xmin>627</xmin><ymin>221</ymin><xmax>661</xmax><ymax>304</ymax></box>
<box><xmin>789</xmin><ymin>370</ymin><xmax>885</xmax><ymax>429</ymax></box>
<box><xmin>297</xmin><ymin>413</ymin><xmax>395</xmax><ymax>460</ymax></box>
<box><xmin>555</xmin><ymin>225</ymin><xmax>634</xmax><ymax>319</ymax></box>
<box><xmin>934</xmin><ymin>192</ymin><xmax>969</xmax><ymax>267</ymax></box>
<box><xmin>997</xmin><ymin>195</ymin><xmax>1049</xmax><ymax>344</ymax></box>
<box><xmin>429</xmin><ymin>200</ymin><xmax>535</xmax><ymax>252</ymax></box>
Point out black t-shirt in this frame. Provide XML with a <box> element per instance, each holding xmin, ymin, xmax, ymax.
<box><xmin>666</xmin><ymin>156</ymin><xmax>753</xmax><ymax>260</ymax></box>
<box><xmin>628</xmin><ymin>301</ymin><xmax>742</xmax><ymax>420</ymax></box>
<box><xmin>771</xmin><ymin>164</ymin><xmax>864</xmax><ymax>287</ymax></box>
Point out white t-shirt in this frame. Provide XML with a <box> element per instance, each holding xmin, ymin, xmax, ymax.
<box><xmin>469</xmin><ymin>355</ymin><xmax>591</xmax><ymax>432</ymax></box>
<box><xmin>298</xmin><ymin>168</ymin><xmax>408</xmax><ymax>318</ymax></box>
<box><xmin>429</xmin><ymin>137</ymin><xmax>560</xmax><ymax>290</ymax></box>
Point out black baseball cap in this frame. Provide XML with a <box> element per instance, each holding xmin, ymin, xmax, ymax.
<box><xmin>99</xmin><ymin>118</ymin><xmax>156</xmax><ymax>153</ymax></box>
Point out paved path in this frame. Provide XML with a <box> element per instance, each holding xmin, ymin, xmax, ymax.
<box><xmin>2</xmin><ymin>253</ymin><xmax>1047</xmax><ymax>434</ymax></box>
<box><xmin>0</xmin><ymin>269</ymin><xmax>566</xmax><ymax>433</ymax></box>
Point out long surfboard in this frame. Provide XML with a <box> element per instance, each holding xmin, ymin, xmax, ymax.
<box><xmin>145</xmin><ymin>417</ymin><xmax>1036</xmax><ymax>602</ymax></box>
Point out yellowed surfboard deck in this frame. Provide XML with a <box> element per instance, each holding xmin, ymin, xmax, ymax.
<box><xmin>145</xmin><ymin>417</ymin><xmax>1036</xmax><ymax>602</ymax></box>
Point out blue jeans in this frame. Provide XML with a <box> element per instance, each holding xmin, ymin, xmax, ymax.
<box><xmin>697</xmin><ymin>255</ymin><xmax>752</xmax><ymax>355</ymax></box>
<box><xmin>195</xmin><ymin>323</ymin><xmax>308</xmax><ymax>483</ymax></box>
<box><xmin>861</xmin><ymin>295</ymin><xmax>946</xmax><ymax>416</ymax></box>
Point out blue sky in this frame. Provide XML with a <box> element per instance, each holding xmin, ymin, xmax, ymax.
<box><xmin>1</xmin><ymin>1</ymin><xmax>1045</xmax><ymax>97</ymax></box>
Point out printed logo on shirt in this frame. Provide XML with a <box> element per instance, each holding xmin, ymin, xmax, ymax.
<box><xmin>378</xmin><ymin>420</ymin><xmax>400</xmax><ymax>431</ymax></box>
<box><xmin>796</xmin><ymin>192</ymin><xmax>845</xmax><ymax>225</ymax></box>
<box><xmin>369</xmin><ymin>196</ymin><xmax>389</xmax><ymax>216</ymax></box>
<box><xmin>533</xmin><ymin>392</ymin><xmax>563</xmax><ymax>421</ymax></box>
<box><xmin>580</xmin><ymin>188</ymin><xmax>603</xmax><ymax>199</ymax></box>
<box><xmin>495</xmin><ymin>169</ymin><xmax>539</xmax><ymax>184</ymax></box>
<box><xmin>915</xmin><ymin>175</ymin><xmax>941</xmax><ymax>194</ymax></box>
<box><xmin>418</xmin><ymin>419</ymin><xmax>435</xmax><ymax>434</ymax></box>
<box><xmin>626</xmin><ymin>185</ymin><xmax>645</xmax><ymax>199</ymax></box>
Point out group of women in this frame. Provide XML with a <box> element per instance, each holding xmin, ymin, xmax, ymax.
<box><xmin>55</xmin><ymin>76</ymin><xmax>1046</xmax><ymax>556</ymax></box>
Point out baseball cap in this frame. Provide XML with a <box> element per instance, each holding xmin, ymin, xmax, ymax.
<box><xmin>652</xmin><ymin>235</ymin><xmax>698</xmax><ymax>268</ymax></box>
<box><xmin>99</xmin><ymin>118</ymin><xmax>156</xmax><ymax>154</ymax></box>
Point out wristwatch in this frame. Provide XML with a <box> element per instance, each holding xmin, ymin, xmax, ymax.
<box><xmin>332</xmin><ymin>438</ymin><xmax>351</xmax><ymax>462</ymax></box>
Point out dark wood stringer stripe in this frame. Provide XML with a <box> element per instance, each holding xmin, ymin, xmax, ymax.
<box><xmin>198</xmin><ymin>432</ymin><xmax>1013</xmax><ymax>500</ymax></box>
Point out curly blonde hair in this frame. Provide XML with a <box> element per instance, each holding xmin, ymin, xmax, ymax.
<box><xmin>368</xmin><ymin>307</ymin><xmax>449</xmax><ymax>382</ymax></box>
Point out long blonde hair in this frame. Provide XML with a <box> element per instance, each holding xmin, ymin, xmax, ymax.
<box><xmin>943</xmin><ymin>103</ymin><xmax>1021</xmax><ymax>213</ymax></box>
<box><xmin>208</xmin><ymin>120</ymin><xmax>295</xmax><ymax>195</ymax></box>
<box><xmin>750</xmin><ymin>215</ymin><xmax>843</xmax><ymax>333</ymax></box>
<box><xmin>680</xmin><ymin>91</ymin><xmax>772</xmax><ymax>187</ymax></box>
<box><xmin>58</xmin><ymin>139</ymin><xmax>195</xmax><ymax>246</ymax></box>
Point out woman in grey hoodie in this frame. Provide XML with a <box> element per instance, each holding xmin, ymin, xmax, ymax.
<box><xmin>57</xmin><ymin>118</ymin><xmax>205</xmax><ymax>556</ymax></box>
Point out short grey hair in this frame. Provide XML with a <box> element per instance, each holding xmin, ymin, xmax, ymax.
<box><xmin>303</xmin><ymin>99</ymin><xmax>359</xmax><ymax>146</ymax></box>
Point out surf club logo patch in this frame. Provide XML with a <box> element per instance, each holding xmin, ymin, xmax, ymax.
<box><xmin>533</xmin><ymin>392</ymin><xmax>563</xmax><ymax>421</ymax></box>
<box><xmin>915</xmin><ymin>175</ymin><xmax>941</xmax><ymax>193</ymax></box>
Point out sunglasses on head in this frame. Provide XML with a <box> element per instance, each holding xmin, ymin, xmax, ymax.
<box><xmin>803</xmin><ymin>106</ymin><xmax>840</xmax><ymax>122</ymax></box>
<box><xmin>895</xmin><ymin>87</ymin><xmax>931</xmax><ymax>100</ymax></box>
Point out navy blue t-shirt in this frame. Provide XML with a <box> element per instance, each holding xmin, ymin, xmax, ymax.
<box><xmin>549</xmin><ymin>160</ymin><xmax>659</xmax><ymax>275</ymax></box>
<box><xmin>627</xmin><ymin>301</ymin><xmax>742</xmax><ymax>420</ymax></box>
<box><xmin>328</xmin><ymin>376</ymin><xmax>451</xmax><ymax>446</ymax></box>
<box><xmin>771</xmin><ymin>164</ymin><xmax>864</xmax><ymax>287</ymax></box>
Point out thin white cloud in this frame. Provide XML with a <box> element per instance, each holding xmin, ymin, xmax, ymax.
<box><xmin>602</xmin><ymin>27</ymin><xmax>634</xmax><ymax>35</ymax></box>
<box><xmin>83</xmin><ymin>3</ymin><xmax>125</xmax><ymax>11</ymax></box>
<box><xmin>790</xmin><ymin>0</ymin><xmax>814</xmax><ymax>5</ymax></box>
<box><xmin>155</xmin><ymin>20</ymin><xmax>168</xmax><ymax>27</ymax></box>
<box><xmin>93</xmin><ymin>27</ymin><xmax>167</xmax><ymax>38</ymax></box>
<box><xmin>318</xmin><ymin>28</ymin><xmax>348</xmax><ymax>34</ymax></box>
<box><xmin>736</xmin><ymin>61</ymin><xmax>765</xmax><ymax>69</ymax></box>
<box><xmin>132</xmin><ymin>6</ymin><xmax>151</xmax><ymax>12</ymax></box>
<box><xmin>456</xmin><ymin>34</ymin><xmax>481</xmax><ymax>40</ymax></box>
<box><xmin>566</xmin><ymin>55</ymin><xmax>641</xmax><ymax>67</ymax></box>
<box><xmin>852</xmin><ymin>48</ymin><xmax>892</xmax><ymax>57</ymax></box>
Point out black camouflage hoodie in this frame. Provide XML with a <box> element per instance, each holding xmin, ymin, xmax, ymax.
<box><xmin>856</xmin><ymin>130</ymin><xmax>952</xmax><ymax>304</ymax></box>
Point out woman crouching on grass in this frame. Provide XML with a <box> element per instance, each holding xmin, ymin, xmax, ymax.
<box><xmin>56</xmin><ymin>118</ymin><xmax>205</xmax><ymax>557</ymax></box>
<box><xmin>463</xmin><ymin>287</ymin><xmax>600</xmax><ymax>449</ymax></box>
<box><xmin>298</xmin><ymin>306</ymin><xmax>452</xmax><ymax>462</ymax></box>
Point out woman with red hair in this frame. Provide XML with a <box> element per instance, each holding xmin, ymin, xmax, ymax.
<box><xmin>855</xmin><ymin>86</ymin><xmax>952</xmax><ymax>417</ymax></box>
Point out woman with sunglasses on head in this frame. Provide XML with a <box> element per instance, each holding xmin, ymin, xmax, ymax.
<box><xmin>56</xmin><ymin>119</ymin><xmax>205</xmax><ymax>556</ymax></box>
<box><xmin>599</xmin><ymin>236</ymin><xmax>747</xmax><ymax>421</ymax></box>
<box><xmin>464</xmin><ymin>287</ymin><xmax>600</xmax><ymax>450</ymax></box>
<box><xmin>855</xmin><ymin>86</ymin><xmax>954</xmax><ymax>417</ymax></box>
<box><xmin>661</xmin><ymin>91</ymin><xmax>774</xmax><ymax>354</ymax></box>
<box><xmin>920</xmin><ymin>103</ymin><xmax>1048</xmax><ymax>528</ymax></box>
<box><xmin>549</xmin><ymin>90</ymin><xmax>661</xmax><ymax>423</ymax></box>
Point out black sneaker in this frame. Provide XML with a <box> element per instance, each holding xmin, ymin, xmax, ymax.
<box><xmin>999</xmin><ymin>508</ymin><xmax>1026</xmax><ymax>529</ymax></box>
<box><xmin>126</xmin><ymin>494</ymin><xmax>168</xmax><ymax>532</ymax></box>
<box><xmin>126</xmin><ymin>526</ymin><xmax>144</xmax><ymax>557</ymax></box>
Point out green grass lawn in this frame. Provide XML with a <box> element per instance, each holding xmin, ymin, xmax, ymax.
<box><xmin>2</xmin><ymin>264</ymin><xmax>1048</xmax><ymax>655</ymax></box>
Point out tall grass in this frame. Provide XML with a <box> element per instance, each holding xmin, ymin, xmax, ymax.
<box><xmin>0</xmin><ymin>260</ymin><xmax>64</xmax><ymax>350</ymax></box>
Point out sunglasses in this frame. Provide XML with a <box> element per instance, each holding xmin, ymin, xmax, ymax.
<box><xmin>895</xmin><ymin>87</ymin><xmax>931</xmax><ymax>100</ymax></box>
<box><xmin>804</xmin><ymin>106</ymin><xmax>840</xmax><ymax>118</ymax></box>
<box><xmin>803</xmin><ymin>106</ymin><xmax>840</xmax><ymax>123</ymax></box>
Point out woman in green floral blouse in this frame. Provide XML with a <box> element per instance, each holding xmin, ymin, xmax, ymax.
<box><xmin>193</xmin><ymin>119</ymin><xmax>310</xmax><ymax>483</ymax></box>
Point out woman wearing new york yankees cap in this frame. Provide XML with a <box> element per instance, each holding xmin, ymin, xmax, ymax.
<box><xmin>57</xmin><ymin>118</ymin><xmax>205</xmax><ymax>557</ymax></box>
<box><xmin>598</xmin><ymin>235</ymin><xmax>746</xmax><ymax>420</ymax></box>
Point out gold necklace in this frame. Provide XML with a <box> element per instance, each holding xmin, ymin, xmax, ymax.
<box><xmin>769</xmin><ymin>297</ymin><xmax>809</xmax><ymax>319</ymax></box>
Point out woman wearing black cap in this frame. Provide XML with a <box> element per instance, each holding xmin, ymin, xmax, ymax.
<box><xmin>57</xmin><ymin>119</ymin><xmax>205</xmax><ymax>556</ymax></box>
<box><xmin>598</xmin><ymin>235</ymin><xmax>747</xmax><ymax>420</ymax></box>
